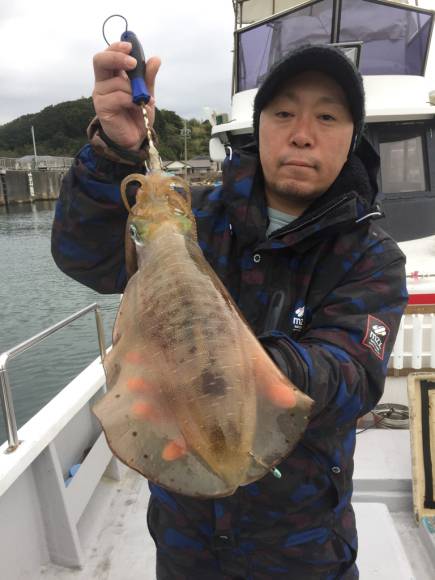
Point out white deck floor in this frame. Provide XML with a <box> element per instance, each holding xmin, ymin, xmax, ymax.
<box><xmin>39</xmin><ymin>468</ymin><xmax>155</xmax><ymax>579</ymax></box>
<box><xmin>37</xmin><ymin>431</ymin><xmax>435</xmax><ymax>580</ymax></box>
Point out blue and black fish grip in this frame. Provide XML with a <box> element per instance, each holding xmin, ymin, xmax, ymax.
<box><xmin>121</xmin><ymin>30</ymin><xmax>151</xmax><ymax>105</ymax></box>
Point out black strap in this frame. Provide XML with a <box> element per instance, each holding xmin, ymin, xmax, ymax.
<box><xmin>421</xmin><ymin>381</ymin><xmax>435</xmax><ymax>509</ymax></box>
<box><xmin>97</xmin><ymin>126</ymin><xmax>148</xmax><ymax>165</ymax></box>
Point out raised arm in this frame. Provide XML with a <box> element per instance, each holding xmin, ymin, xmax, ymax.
<box><xmin>51</xmin><ymin>42</ymin><xmax>160</xmax><ymax>293</ymax></box>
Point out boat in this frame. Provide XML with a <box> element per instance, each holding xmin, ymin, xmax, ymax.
<box><xmin>1</xmin><ymin>1</ymin><xmax>435</xmax><ymax>578</ymax></box>
<box><xmin>210</xmin><ymin>0</ymin><xmax>435</xmax><ymax>307</ymax></box>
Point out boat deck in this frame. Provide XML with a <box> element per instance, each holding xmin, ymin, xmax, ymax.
<box><xmin>37</xmin><ymin>431</ymin><xmax>435</xmax><ymax>580</ymax></box>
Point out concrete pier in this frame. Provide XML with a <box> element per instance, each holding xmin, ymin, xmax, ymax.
<box><xmin>0</xmin><ymin>169</ymin><xmax>66</xmax><ymax>205</ymax></box>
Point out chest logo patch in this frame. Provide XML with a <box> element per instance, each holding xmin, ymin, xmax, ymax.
<box><xmin>291</xmin><ymin>306</ymin><xmax>305</xmax><ymax>333</ymax></box>
<box><xmin>362</xmin><ymin>315</ymin><xmax>390</xmax><ymax>360</ymax></box>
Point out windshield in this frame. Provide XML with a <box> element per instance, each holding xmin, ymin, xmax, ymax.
<box><xmin>237</xmin><ymin>0</ymin><xmax>334</xmax><ymax>92</ymax></box>
<box><xmin>340</xmin><ymin>0</ymin><xmax>433</xmax><ymax>76</ymax></box>
<box><xmin>236</xmin><ymin>0</ymin><xmax>434</xmax><ymax>92</ymax></box>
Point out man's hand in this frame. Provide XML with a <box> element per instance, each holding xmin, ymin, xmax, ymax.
<box><xmin>92</xmin><ymin>41</ymin><xmax>161</xmax><ymax>150</ymax></box>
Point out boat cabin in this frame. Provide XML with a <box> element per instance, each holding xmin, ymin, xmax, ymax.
<box><xmin>211</xmin><ymin>0</ymin><xmax>435</xmax><ymax>243</ymax></box>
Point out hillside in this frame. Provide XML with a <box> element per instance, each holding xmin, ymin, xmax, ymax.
<box><xmin>0</xmin><ymin>98</ymin><xmax>212</xmax><ymax>160</ymax></box>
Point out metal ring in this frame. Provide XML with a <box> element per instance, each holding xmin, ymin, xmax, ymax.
<box><xmin>102</xmin><ymin>14</ymin><xmax>128</xmax><ymax>46</ymax></box>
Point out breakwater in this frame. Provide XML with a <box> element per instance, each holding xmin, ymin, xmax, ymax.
<box><xmin>0</xmin><ymin>169</ymin><xmax>66</xmax><ymax>205</ymax></box>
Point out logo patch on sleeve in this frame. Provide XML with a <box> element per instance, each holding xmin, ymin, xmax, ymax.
<box><xmin>291</xmin><ymin>305</ymin><xmax>305</xmax><ymax>332</ymax></box>
<box><xmin>362</xmin><ymin>315</ymin><xmax>390</xmax><ymax>360</ymax></box>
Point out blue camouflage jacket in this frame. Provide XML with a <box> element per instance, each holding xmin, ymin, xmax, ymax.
<box><xmin>51</xmin><ymin>141</ymin><xmax>407</xmax><ymax>576</ymax></box>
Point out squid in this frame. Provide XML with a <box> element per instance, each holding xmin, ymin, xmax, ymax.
<box><xmin>93</xmin><ymin>172</ymin><xmax>313</xmax><ymax>498</ymax></box>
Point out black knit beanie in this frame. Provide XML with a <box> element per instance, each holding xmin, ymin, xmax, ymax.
<box><xmin>253</xmin><ymin>44</ymin><xmax>365</xmax><ymax>152</ymax></box>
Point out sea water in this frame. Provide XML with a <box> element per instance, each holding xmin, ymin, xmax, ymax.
<box><xmin>0</xmin><ymin>201</ymin><xmax>119</xmax><ymax>444</ymax></box>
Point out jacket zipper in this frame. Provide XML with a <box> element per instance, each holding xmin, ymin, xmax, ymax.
<box><xmin>268</xmin><ymin>193</ymin><xmax>356</xmax><ymax>241</ymax></box>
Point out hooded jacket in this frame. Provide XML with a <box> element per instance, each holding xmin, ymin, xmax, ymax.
<box><xmin>51</xmin><ymin>140</ymin><xmax>407</xmax><ymax>578</ymax></box>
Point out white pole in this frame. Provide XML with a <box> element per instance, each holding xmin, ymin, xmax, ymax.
<box><xmin>31</xmin><ymin>125</ymin><xmax>38</xmax><ymax>167</ymax></box>
<box><xmin>180</xmin><ymin>120</ymin><xmax>191</xmax><ymax>179</ymax></box>
<box><xmin>411</xmin><ymin>314</ymin><xmax>423</xmax><ymax>369</ymax></box>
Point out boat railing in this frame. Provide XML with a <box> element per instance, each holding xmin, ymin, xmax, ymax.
<box><xmin>389</xmin><ymin>306</ymin><xmax>435</xmax><ymax>374</ymax></box>
<box><xmin>0</xmin><ymin>303</ymin><xmax>106</xmax><ymax>452</ymax></box>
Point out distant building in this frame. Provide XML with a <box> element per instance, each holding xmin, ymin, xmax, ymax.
<box><xmin>163</xmin><ymin>156</ymin><xmax>220</xmax><ymax>180</ymax></box>
<box><xmin>186</xmin><ymin>158</ymin><xmax>212</xmax><ymax>177</ymax></box>
<box><xmin>0</xmin><ymin>158</ymin><xmax>20</xmax><ymax>170</ymax></box>
<box><xmin>163</xmin><ymin>160</ymin><xmax>188</xmax><ymax>176</ymax></box>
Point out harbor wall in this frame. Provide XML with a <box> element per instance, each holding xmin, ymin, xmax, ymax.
<box><xmin>0</xmin><ymin>169</ymin><xmax>66</xmax><ymax>206</ymax></box>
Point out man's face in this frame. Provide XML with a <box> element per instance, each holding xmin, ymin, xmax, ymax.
<box><xmin>259</xmin><ymin>70</ymin><xmax>354</xmax><ymax>215</ymax></box>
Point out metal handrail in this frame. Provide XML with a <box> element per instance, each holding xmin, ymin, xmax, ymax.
<box><xmin>0</xmin><ymin>303</ymin><xmax>106</xmax><ymax>453</ymax></box>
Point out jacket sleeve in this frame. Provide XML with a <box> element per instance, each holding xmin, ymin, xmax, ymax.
<box><xmin>260</xmin><ymin>243</ymin><xmax>408</xmax><ymax>427</ymax></box>
<box><xmin>51</xmin><ymin>144</ymin><xmax>141</xmax><ymax>294</ymax></box>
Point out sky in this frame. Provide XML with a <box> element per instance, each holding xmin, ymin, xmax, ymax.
<box><xmin>0</xmin><ymin>0</ymin><xmax>235</xmax><ymax>126</ymax></box>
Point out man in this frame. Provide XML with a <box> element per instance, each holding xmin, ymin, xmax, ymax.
<box><xmin>52</xmin><ymin>44</ymin><xmax>407</xmax><ymax>578</ymax></box>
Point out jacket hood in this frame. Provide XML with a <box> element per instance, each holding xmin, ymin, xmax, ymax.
<box><xmin>306</xmin><ymin>135</ymin><xmax>380</xmax><ymax>215</ymax></box>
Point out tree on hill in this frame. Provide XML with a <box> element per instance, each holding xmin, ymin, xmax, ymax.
<box><xmin>187</xmin><ymin>119</ymin><xmax>213</xmax><ymax>159</ymax></box>
<box><xmin>154</xmin><ymin>109</ymin><xmax>184</xmax><ymax>160</ymax></box>
<box><xmin>0</xmin><ymin>98</ymin><xmax>212</xmax><ymax>160</ymax></box>
<box><xmin>0</xmin><ymin>98</ymin><xmax>95</xmax><ymax>157</ymax></box>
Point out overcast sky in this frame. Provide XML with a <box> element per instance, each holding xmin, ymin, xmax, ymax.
<box><xmin>0</xmin><ymin>0</ymin><xmax>235</xmax><ymax>126</ymax></box>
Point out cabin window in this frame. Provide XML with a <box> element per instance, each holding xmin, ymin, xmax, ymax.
<box><xmin>378</xmin><ymin>126</ymin><xmax>429</xmax><ymax>194</ymax></box>
<box><xmin>235</xmin><ymin>0</ymin><xmax>433</xmax><ymax>92</ymax></box>
<box><xmin>339</xmin><ymin>0</ymin><xmax>433</xmax><ymax>76</ymax></box>
<box><xmin>237</xmin><ymin>0</ymin><xmax>334</xmax><ymax>92</ymax></box>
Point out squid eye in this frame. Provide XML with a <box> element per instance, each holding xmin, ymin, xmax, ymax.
<box><xmin>129</xmin><ymin>223</ymin><xmax>144</xmax><ymax>245</ymax></box>
<box><xmin>129</xmin><ymin>223</ymin><xmax>137</xmax><ymax>238</ymax></box>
